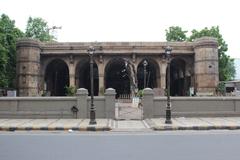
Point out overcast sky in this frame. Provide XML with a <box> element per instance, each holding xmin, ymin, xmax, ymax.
<box><xmin>1</xmin><ymin>0</ymin><xmax>240</xmax><ymax>58</ymax></box>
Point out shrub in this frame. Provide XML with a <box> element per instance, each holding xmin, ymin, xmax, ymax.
<box><xmin>65</xmin><ymin>86</ymin><xmax>77</xmax><ymax>96</ymax></box>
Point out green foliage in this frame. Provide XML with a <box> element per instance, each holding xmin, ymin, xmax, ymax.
<box><xmin>0</xmin><ymin>14</ymin><xmax>24</xmax><ymax>88</ymax></box>
<box><xmin>165</xmin><ymin>26</ymin><xmax>187</xmax><ymax>42</ymax></box>
<box><xmin>165</xmin><ymin>26</ymin><xmax>236</xmax><ymax>81</ymax></box>
<box><xmin>0</xmin><ymin>44</ymin><xmax>8</xmax><ymax>87</ymax></box>
<box><xmin>219</xmin><ymin>54</ymin><xmax>235</xmax><ymax>81</ymax></box>
<box><xmin>137</xmin><ymin>90</ymin><xmax>143</xmax><ymax>98</ymax></box>
<box><xmin>25</xmin><ymin>17</ymin><xmax>56</xmax><ymax>42</ymax></box>
<box><xmin>216</xmin><ymin>82</ymin><xmax>225</xmax><ymax>95</ymax></box>
<box><xmin>65</xmin><ymin>86</ymin><xmax>77</xmax><ymax>96</ymax></box>
<box><xmin>41</xmin><ymin>91</ymin><xmax>47</xmax><ymax>97</ymax></box>
<box><xmin>0</xmin><ymin>14</ymin><xmax>57</xmax><ymax>88</ymax></box>
<box><xmin>189</xmin><ymin>26</ymin><xmax>228</xmax><ymax>57</ymax></box>
<box><xmin>189</xmin><ymin>26</ymin><xmax>235</xmax><ymax>81</ymax></box>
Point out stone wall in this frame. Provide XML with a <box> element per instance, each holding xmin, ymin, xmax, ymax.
<box><xmin>142</xmin><ymin>88</ymin><xmax>240</xmax><ymax>118</ymax></box>
<box><xmin>1</xmin><ymin>87</ymin><xmax>240</xmax><ymax>119</ymax></box>
<box><xmin>0</xmin><ymin>88</ymin><xmax>116</xmax><ymax>119</ymax></box>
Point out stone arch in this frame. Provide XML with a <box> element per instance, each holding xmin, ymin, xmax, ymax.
<box><xmin>104</xmin><ymin>58</ymin><xmax>131</xmax><ymax>98</ymax></box>
<box><xmin>167</xmin><ymin>57</ymin><xmax>190</xmax><ymax>96</ymax></box>
<box><xmin>42</xmin><ymin>57</ymin><xmax>69</xmax><ymax>77</ymax></box>
<box><xmin>137</xmin><ymin>58</ymin><xmax>160</xmax><ymax>90</ymax></box>
<box><xmin>75</xmin><ymin>59</ymin><xmax>99</xmax><ymax>96</ymax></box>
<box><xmin>44</xmin><ymin>59</ymin><xmax>69</xmax><ymax>96</ymax></box>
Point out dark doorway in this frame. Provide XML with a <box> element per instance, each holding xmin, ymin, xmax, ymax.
<box><xmin>167</xmin><ymin>58</ymin><xmax>189</xmax><ymax>96</ymax></box>
<box><xmin>45</xmin><ymin>59</ymin><xmax>69</xmax><ymax>96</ymax></box>
<box><xmin>105</xmin><ymin>58</ymin><xmax>130</xmax><ymax>98</ymax></box>
<box><xmin>76</xmin><ymin>60</ymin><xmax>99</xmax><ymax>96</ymax></box>
<box><xmin>137</xmin><ymin>59</ymin><xmax>158</xmax><ymax>90</ymax></box>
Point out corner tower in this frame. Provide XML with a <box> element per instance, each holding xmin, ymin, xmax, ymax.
<box><xmin>194</xmin><ymin>37</ymin><xmax>219</xmax><ymax>95</ymax></box>
<box><xmin>16</xmin><ymin>38</ymin><xmax>41</xmax><ymax>96</ymax></box>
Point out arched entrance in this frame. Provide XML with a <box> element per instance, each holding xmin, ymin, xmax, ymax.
<box><xmin>105</xmin><ymin>58</ymin><xmax>130</xmax><ymax>98</ymax></box>
<box><xmin>168</xmin><ymin>58</ymin><xmax>189</xmax><ymax>96</ymax></box>
<box><xmin>45</xmin><ymin>59</ymin><xmax>69</xmax><ymax>96</ymax></box>
<box><xmin>137</xmin><ymin>59</ymin><xmax>159</xmax><ymax>90</ymax></box>
<box><xmin>75</xmin><ymin>60</ymin><xmax>99</xmax><ymax>96</ymax></box>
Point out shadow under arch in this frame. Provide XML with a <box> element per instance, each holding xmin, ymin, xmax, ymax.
<box><xmin>137</xmin><ymin>58</ymin><xmax>160</xmax><ymax>90</ymax></box>
<box><xmin>44</xmin><ymin>59</ymin><xmax>69</xmax><ymax>96</ymax></box>
<box><xmin>167</xmin><ymin>57</ymin><xmax>190</xmax><ymax>96</ymax></box>
<box><xmin>104</xmin><ymin>58</ymin><xmax>130</xmax><ymax>98</ymax></box>
<box><xmin>75</xmin><ymin>59</ymin><xmax>99</xmax><ymax>96</ymax></box>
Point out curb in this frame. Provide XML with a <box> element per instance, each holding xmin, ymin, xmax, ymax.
<box><xmin>152</xmin><ymin>125</ymin><xmax>240</xmax><ymax>131</ymax></box>
<box><xmin>0</xmin><ymin>126</ymin><xmax>112</xmax><ymax>132</ymax></box>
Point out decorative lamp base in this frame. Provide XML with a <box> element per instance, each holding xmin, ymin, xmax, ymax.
<box><xmin>89</xmin><ymin>110</ymin><xmax>97</xmax><ymax>125</ymax></box>
<box><xmin>165</xmin><ymin>109</ymin><xmax>172</xmax><ymax>124</ymax></box>
<box><xmin>89</xmin><ymin>119</ymin><xmax>97</xmax><ymax>125</ymax></box>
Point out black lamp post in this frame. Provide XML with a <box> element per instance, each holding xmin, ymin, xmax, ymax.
<box><xmin>143</xmin><ymin>60</ymin><xmax>148</xmax><ymax>88</ymax></box>
<box><xmin>88</xmin><ymin>46</ymin><xmax>97</xmax><ymax>125</ymax></box>
<box><xmin>165</xmin><ymin>46</ymin><xmax>172</xmax><ymax>124</ymax></box>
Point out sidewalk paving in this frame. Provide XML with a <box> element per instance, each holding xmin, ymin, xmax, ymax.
<box><xmin>0</xmin><ymin>119</ymin><xmax>112</xmax><ymax>131</ymax></box>
<box><xmin>146</xmin><ymin>117</ymin><xmax>240</xmax><ymax>130</ymax></box>
<box><xmin>1</xmin><ymin>117</ymin><xmax>240</xmax><ymax>132</ymax></box>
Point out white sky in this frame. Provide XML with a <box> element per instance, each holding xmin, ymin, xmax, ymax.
<box><xmin>1</xmin><ymin>0</ymin><xmax>240</xmax><ymax>58</ymax></box>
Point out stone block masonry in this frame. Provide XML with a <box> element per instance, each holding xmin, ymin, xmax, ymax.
<box><xmin>142</xmin><ymin>88</ymin><xmax>240</xmax><ymax>118</ymax></box>
<box><xmin>16</xmin><ymin>37</ymin><xmax>218</xmax><ymax>97</ymax></box>
<box><xmin>0</xmin><ymin>88</ymin><xmax>116</xmax><ymax>119</ymax></box>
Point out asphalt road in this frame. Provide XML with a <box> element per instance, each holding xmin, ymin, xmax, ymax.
<box><xmin>0</xmin><ymin>131</ymin><xmax>240</xmax><ymax>160</ymax></box>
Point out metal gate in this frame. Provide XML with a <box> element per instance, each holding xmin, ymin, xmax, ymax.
<box><xmin>115</xmin><ymin>94</ymin><xmax>143</xmax><ymax>120</ymax></box>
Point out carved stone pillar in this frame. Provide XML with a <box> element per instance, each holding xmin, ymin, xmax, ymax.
<box><xmin>68</xmin><ymin>55</ymin><xmax>75</xmax><ymax>87</ymax></box>
<box><xmin>98</xmin><ymin>62</ymin><xmax>105</xmax><ymax>95</ymax></box>
<box><xmin>160</xmin><ymin>61</ymin><xmax>167</xmax><ymax>90</ymax></box>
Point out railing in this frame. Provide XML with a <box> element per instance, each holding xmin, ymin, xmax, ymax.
<box><xmin>118</xmin><ymin>94</ymin><xmax>132</xmax><ymax>103</ymax></box>
<box><xmin>116</xmin><ymin>94</ymin><xmax>143</xmax><ymax>120</ymax></box>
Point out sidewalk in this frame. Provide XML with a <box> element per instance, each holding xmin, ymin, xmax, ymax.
<box><xmin>146</xmin><ymin>117</ymin><xmax>240</xmax><ymax>131</ymax></box>
<box><xmin>1</xmin><ymin>117</ymin><xmax>240</xmax><ymax>131</ymax></box>
<box><xmin>0</xmin><ymin>119</ymin><xmax>112</xmax><ymax>131</ymax></box>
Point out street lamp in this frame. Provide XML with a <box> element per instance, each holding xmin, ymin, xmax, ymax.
<box><xmin>165</xmin><ymin>46</ymin><xmax>172</xmax><ymax>124</ymax></box>
<box><xmin>143</xmin><ymin>60</ymin><xmax>148</xmax><ymax>88</ymax></box>
<box><xmin>48</xmin><ymin>26</ymin><xmax>62</xmax><ymax>39</ymax></box>
<box><xmin>87</xmin><ymin>46</ymin><xmax>97</xmax><ymax>125</ymax></box>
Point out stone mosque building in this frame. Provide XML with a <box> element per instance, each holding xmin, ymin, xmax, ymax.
<box><xmin>16</xmin><ymin>37</ymin><xmax>219</xmax><ymax>97</ymax></box>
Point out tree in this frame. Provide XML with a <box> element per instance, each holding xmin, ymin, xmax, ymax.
<box><xmin>165</xmin><ymin>26</ymin><xmax>236</xmax><ymax>81</ymax></box>
<box><xmin>218</xmin><ymin>54</ymin><xmax>235</xmax><ymax>81</ymax></box>
<box><xmin>189</xmin><ymin>26</ymin><xmax>235</xmax><ymax>81</ymax></box>
<box><xmin>0</xmin><ymin>14</ymin><xmax>24</xmax><ymax>88</ymax></box>
<box><xmin>25</xmin><ymin>17</ymin><xmax>56</xmax><ymax>42</ymax></box>
<box><xmin>0</xmin><ymin>15</ymin><xmax>56</xmax><ymax>88</ymax></box>
<box><xmin>165</xmin><ymin>26</ymin><xmax>187</xmax><ymax>42</ymax></box>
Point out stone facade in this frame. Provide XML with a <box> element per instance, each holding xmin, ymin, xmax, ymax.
<box><xmin>16</xmin><ymin>37</ymin><xmax>218</xmax><ymax>97</ymax></box>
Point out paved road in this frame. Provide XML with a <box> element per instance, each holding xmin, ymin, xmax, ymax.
<box><xmin>0</xmin><ymin>131</ymin><xmax>240</xmax><ymax>160</ymax></box>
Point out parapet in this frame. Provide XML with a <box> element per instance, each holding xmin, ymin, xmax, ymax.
<box><xmin>193</xmin><ymin>37</ymin><xmax>218</xmax><ymax>49</ymax></box>
<box><xmin>16</xmin><ymin>38</ymin><xmax>41</xmax><ymax>49</ymax></box>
